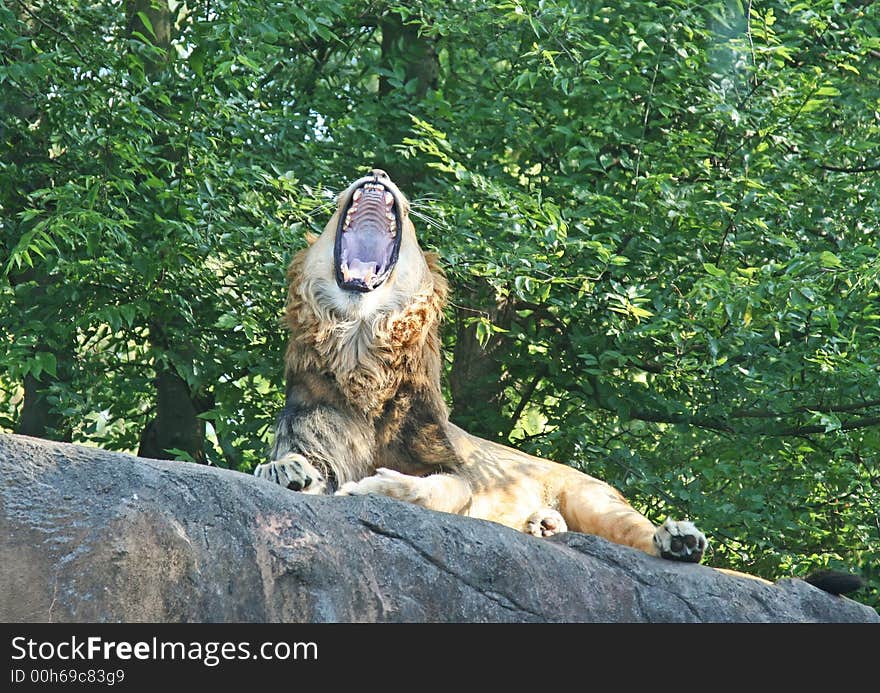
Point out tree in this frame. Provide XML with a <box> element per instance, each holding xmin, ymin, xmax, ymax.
<box><xmin>2</xmin><ymin>0</ymin><xmax>878</xmax><ymax>609</ymax></box>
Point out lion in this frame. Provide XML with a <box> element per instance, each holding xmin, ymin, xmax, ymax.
<box><xmin>254</xmin><ymin>168</ymin><xmax>707</xmax><ymax>563</ymax></box>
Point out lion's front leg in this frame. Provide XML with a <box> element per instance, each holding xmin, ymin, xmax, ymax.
<box><xmin>336</xmin><ymin>468</ymin><xmax>472</xmax><ymax>515</ymax></box>
<box><xmin>261</xmin><ymin>374</ymin><xmax>378</xmax><ymax>495</ymax></box>
<box><xmin>254</xmin><ymin>452</ymin><xmax>329</xmax><ymax>494</ymax></box>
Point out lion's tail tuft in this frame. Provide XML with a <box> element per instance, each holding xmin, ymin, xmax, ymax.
<box><xmin>803</xmin><ymin>569</ymin><xmax>864</xmax><ymax>595</ymax></box>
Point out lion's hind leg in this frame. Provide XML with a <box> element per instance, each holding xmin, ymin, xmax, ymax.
<box><xmin>336</xmin><ymin>468</ymin><xmax>472</xmax><ymax>515</ymax></box>
<box><xmin>559</xmin><ymin>473</ymin><xmax>707</xmax><ymax>562</ymax></box>
<box><xmin>524</xmin><ymin>508</ymin><xmax>568</xmax><ymax>537</ymax></box>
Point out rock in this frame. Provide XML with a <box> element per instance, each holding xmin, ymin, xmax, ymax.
<box><xmin>0</xmin><ymin>433</ymin><xmax>876</xmax><ymax>623</ymax></box>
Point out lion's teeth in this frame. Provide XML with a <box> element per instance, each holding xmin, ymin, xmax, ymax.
<box><xmin>353</xmin><ymin>189</ymin><xmax>363</xmax><ymax>201</ymax></box>
<box><xmin>384</xmin><ymin>191</ymin><xmax>393</xmax><ymax>206</ymax></box>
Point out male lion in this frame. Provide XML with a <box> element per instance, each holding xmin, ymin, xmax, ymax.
<box><xmin>254</xmin><ymin>169</ymin><xmax>707</xmax><ymax>563</ymax></box>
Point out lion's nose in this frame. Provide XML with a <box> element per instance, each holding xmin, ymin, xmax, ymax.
<box><xmin>371</xmin><ymin>168</ymin><xmax>389</xmax><ymax>180</ymax></box>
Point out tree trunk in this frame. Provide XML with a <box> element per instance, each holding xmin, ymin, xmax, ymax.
<box><xmin>5</xmin><ymin>7</ymin><xmax>73</xmax><ymax>442</ymax></box>
<box><xmin>448</xmin><ymin>285</ymin><xmax>515</xmax><ymax>441</ymax></box>
<box><xmin>125</xmin><ymin>0</ymin><xmax>206</xmax><ymax>463</ymax></box>
<box><xmin>16</xmin><ymin>373</ymin><xmax>69</xmax><ymax>441</ymax></box>
<box><xmin>125</xmin><ymin>0</ymin><xmax>174</xmax><ymax>73</ymax></box>
<box><xmin>377</xmin><ymin>10</ymin><xmax>439</xmax><ymax>189</ymax></box>
<box><xmin>9</xmin><ymin>266</ymin><xmax>74</xmax><ymax>443</ymax></box>
<box><xmin>377</xmin><ymin>11</ymin><xmax>514</xmax><ymax>440</ymax></box>
<box><xmin>379</xmin><ymin>12</ymin><xmax>439</xmax><ymax>101</ymax></box>
<box><xmin>137</xmin><ymin>369</ymin><xmax>205</xmax><ymax>462</ymax></box>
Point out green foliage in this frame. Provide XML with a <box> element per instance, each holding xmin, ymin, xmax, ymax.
<box><xmin>2</xmin><ymin>0</ymin><xmax>877</xmax><ymax>609</ymax></box>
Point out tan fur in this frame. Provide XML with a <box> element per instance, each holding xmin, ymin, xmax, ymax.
<box><xmin>283</xmin><ymin>248</ymin><xmax>447</xmax><ymax>420</ymax></box>
<box><xmin>260</xmin><ymin>170</ymin><xmax>707</xmax><ymax>562</ymax></box>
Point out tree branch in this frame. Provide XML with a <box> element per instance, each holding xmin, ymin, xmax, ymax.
<box><xmin>623</xmin><ymin>408</ymin><xmax>735</xmax><ymax>433</ymax></box>
<box><xmin>817</xmin><ymin>161</ymin><xmax>880</xmax><ymax>173</ymax></box>
<box><xmin>591</xmin><ymin>400</ymin><xmax>880</xmax><ymax>437</ymax></box>
<box><xmin>731</xmin><ymin>397</ymin><xmax>880</xmax><ymax>419</ymax></box>
<box><xmin>771</xmin><ymin>416</ymin><xmax>880</xmax><ymax>437</ymax></box>
<box><xmin>13</xmin><ymin>0</ymin><xmax>87</xmax><ymax>61</ymax></box>
<box><xmin>505</xmin><ymin>364</ymin><xmax>548</xmax><ymax>439</ymax></box>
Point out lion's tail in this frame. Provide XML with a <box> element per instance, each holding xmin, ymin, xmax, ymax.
<box><xmin>804</xmin><ymin>569</ymin><xmax>865</xmax><ymax>595</ymax></box>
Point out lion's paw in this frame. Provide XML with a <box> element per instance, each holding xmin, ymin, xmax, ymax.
<box><xmin>254</xmin><ymin>453</ymin><xmax>327</xmax><ymax>494</ymax></box>
<box><xmin>524</xmin><ymin>508</ymin><xmax>568</xmax><ymax>538</ymax></box>
<box><xmin>653</xmin><ymin>518</ymin><xmax>707</xmax><ymax>562</ymax></box>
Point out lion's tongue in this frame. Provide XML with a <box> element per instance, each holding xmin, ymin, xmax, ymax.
<box><xmin>341</xmin><ymin>225</ymin><xmax>390</xmax><ymax>283</ymax></box>
<box><xmin>344</xmin><ymin>257</ymin><xmax>379</xmax><ymax>285</ymax></box>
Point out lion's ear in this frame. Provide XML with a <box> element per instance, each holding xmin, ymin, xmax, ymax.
<box><xmin>304</xmin><ymin>231</ymin><xmax>319</xmax><ymax>246</ymax></box>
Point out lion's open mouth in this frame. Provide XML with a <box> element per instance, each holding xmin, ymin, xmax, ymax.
<box><xmin>334</xmin><ymin>180</ymin><xmax>402</xmax><ymax>292</ymax></box>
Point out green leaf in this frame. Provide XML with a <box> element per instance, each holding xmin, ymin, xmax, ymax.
<box><xmin>136</xmin><ymin>12</ymin><xmax>157</xmax><ymax>41</ymax></box>
<box><xmin>819</xmin><ymin>251</ymin><xmax>843</xmax><ymax>269</ymax></box>
<box><xmin>474</xmin><ymin>319</ymin><xmax>491</xmax><ymax>348</ymax></box>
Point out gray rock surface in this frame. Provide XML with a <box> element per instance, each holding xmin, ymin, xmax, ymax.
<box><xmin>1</xmin><ymin>433</ymin><xmax>876</xmax><ymax>623</ymax></box>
